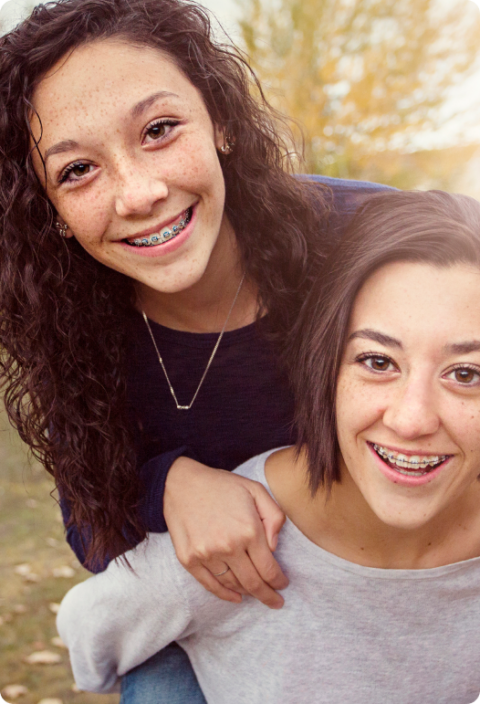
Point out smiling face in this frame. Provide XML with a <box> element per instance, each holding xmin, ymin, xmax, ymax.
<box><xmin>335</xmin><ymin>261</ymin><xmax>480</xmax><ymax>532</ymax></box>
<box><xmin>30</xmin><ymin>38</ymin><xmax>229</xmax><ymax>297</ymax></box>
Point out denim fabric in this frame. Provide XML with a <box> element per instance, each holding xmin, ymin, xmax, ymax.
<box><xmin>120</xmin><ymin>643</ymin><xmax>207</xmax><ymax>704</ymax></box>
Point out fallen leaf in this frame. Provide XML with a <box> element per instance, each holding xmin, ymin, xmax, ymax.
<box><xmin>13</xmin><ymin>604</ymin><xmax>27</xmax><ymax>614</ymax></box>
<box><xmin>1</xmin><ymin>684</ymin><xmax>29</xmax><ymax>699</ymax></box>
<box><xmin>52</xmin><ymin>566</ymin><xmax>75</xmax><ymax>579</ymax></box>
<box><xmin>13</xmin><ymin>564</ymin><xmax>40</xmax><ymax>582</ymax></box>
<box><xmin>48</xmin><ymin>603</ymin><xmax>60</xmax><ymax>614</ymax></box>
<box><xmin>50</xmin><ymin>636</ymin><xmax>67</xmax><ymax>649</ymax></box>
<box><xmin>14</xmin><ymin>564</ymin><xmax>31</xmax><ymax>577</ymax></box>
<box><xmin>24</xmin><ymin>573</ymin><xmax>41</xmax><ymax>583</ymax></box>
<box><xmin>24</xmin><ymin>650</ymin><xmax>62</xmax><ymax>665</ymax></box>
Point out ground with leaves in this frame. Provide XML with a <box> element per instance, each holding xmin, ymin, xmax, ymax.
<box><xmin>0</xmin><ymin>411</ymin><xmax>119</xmax><ymax>704</ymax></box>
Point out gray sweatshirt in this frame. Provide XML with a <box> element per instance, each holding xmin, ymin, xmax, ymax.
<box><xmin>57</xmin><ymin>449</ymin><xmax>480</xmax><ymax>704</ymax></box>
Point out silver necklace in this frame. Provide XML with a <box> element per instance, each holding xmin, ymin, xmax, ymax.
<box><xmin>142</xmin><ymin>273</ymin><xmax>246</xmax><ymax>410</ymax></box>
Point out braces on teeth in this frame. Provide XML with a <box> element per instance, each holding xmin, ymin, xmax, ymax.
<box><xmin>130</xmin><ymin>209</ymin><xmax>191</xmax><ymax>247</ymax></box>
<box><xmin>373</xmin><ymin>443</ymin><xmax>447</xmax><ymax>471</ymax></box>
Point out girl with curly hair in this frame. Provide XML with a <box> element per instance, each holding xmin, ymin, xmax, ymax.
<box><xmin>0</xmin><ymin>0</ymin><xmax>387</xmax><ymax>699</ymax></box>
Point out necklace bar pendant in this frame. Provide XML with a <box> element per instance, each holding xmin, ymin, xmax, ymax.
<box><xmin>142</xmin><ymin>273</ymin><xmax>245</xmax><ymax>412</ymax></box>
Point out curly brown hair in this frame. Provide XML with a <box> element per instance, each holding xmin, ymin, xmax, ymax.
<box><xmin>0</xmin><ymin>0</ymin><xmax>327</xmax><ymax>565</ymax></box>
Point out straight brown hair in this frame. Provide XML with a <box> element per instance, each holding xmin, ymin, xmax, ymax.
<box><xmin>290</xmin><ymin>190</ymin><xmax>480</xmax><ymax>494</ymax></box>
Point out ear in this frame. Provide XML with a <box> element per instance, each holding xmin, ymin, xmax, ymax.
<box><xmin>214</xmin><ymin>124</ymin><xmax>226</xmax><ymax>151</ymax></box>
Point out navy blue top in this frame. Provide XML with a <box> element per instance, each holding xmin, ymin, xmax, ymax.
<box><xmin>63</xmin><ymin>176</ymin><xmax>392</xmax><ymax>570</ymax></box>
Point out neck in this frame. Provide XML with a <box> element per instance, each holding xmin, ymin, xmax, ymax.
<box><xmin>136</xmin><ymin>215</ymin><xmax>259</xmax><ymax>333</ymax></box>
<box><xmin>265</xmin><ymin>447</ymin><xmax>480</xmax><ymax>569</ymax></box>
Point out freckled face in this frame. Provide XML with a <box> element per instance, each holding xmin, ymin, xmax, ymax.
<box><xmin>335</xmin><ymin>262</ymin><xmax>480</xmax><ymax>531</ymax></box>
<box><xmin>30</xmin><ymin>39</ymin><xmax>228</xmax><ymax>295</ymax></box>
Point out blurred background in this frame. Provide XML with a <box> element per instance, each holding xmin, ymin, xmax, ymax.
<box><xmin>2</xmin><ymin>0</ymin><xmax>480</xmax><ymax>198</ymax></box>
<box><xmin>0</xmin><ymin>0</ymin><xmax>479</xmax><ymax>701</ymax></box>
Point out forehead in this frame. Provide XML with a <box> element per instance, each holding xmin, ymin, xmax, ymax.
<box><xmin>349</xmin><ymin>261</ymin><xmax>480</xmax><ymax>345</ymax></box>
<box><xmin>31</xmin><ymin>38</ymin><xmax>206</xmax><ymax>142</ymax></box>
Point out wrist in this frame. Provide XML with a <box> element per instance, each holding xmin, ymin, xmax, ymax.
<box><xmin>165</xmin><ymin>457</ymin><xmax>211</xmax><ymax>504</ymax></box>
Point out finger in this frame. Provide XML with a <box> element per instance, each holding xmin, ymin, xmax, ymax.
<box><xmin>208</xmin><ymin>562</ymin><xmax>230</xmax><ymax>578</ymax></box>
<box><xmin>248</xmin><ymin>539</ymin><xmax>289</xmax><ymax>591</ymax></box>
<box><xmin>218</xmin><ymin>570</ymin><xmax>248</xmax><ymax>596</ymax></box>
<box><xmin>203</xmin><ymin>561</ymin><xmax>248</xmax><ymax>595</ymax></box>
<box><xmin>251</xmin><ymin>484</ymin><xmax>286</xmax><ymax>553</ymax></box>
<box><xmin>189</xmin><ymin>564</ymin><xmax>243</xmax><ymax>604</ymax></box>
<box><xmin>226</xmin><ymin>553</ymin><xmax>284</xmax><ymax>609</ymax></box>
<box><xmin>213</xmin><ymin>570</ymin><xmax>248</xmax><ymax>595</ymax></box>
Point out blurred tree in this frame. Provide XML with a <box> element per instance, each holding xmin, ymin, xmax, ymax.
<box><xmin>238</xmin><ymin>0</ymin><xmax>480</xmax><ymax>188</ymax></box>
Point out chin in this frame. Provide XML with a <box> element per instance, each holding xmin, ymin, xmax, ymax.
<box><xmin>146</xmin><ymin>261</ymin><xmax>210</xmax><ymax>294</ymax></box>
<box><xmin>373</xmin><ymin>506</ymin><xmax>435</xmax><ymax>532</ymax></box>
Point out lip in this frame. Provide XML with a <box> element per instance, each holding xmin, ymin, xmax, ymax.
<box><xmin>117</xmin><ymin>203</ymin><xmax>197</xmax><ymax>258</ymax></box>
<box><xmin>367</xmin><ymin>441</ymin><xmax>453</xmax><ymax>487</ymax></box>
<box><xmin>123</xmin><ymin>205</ymin><xmax>194</xmax><ymax>241</ymax></box>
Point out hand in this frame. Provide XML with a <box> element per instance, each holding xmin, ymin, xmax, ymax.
<box><xmin>164</xmin><ymin>457</ymin><xmax>289</xmax><ymax>609</ymax></box>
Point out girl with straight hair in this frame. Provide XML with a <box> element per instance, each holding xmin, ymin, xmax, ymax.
<box><xmin>59</xmin><ymin>189</ymin><xmax>480</xmax><ymax>704</ymax></box>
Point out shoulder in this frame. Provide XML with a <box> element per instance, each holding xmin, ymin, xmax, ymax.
<box><xmin>61</xmin><ymin>534</ymin><xmax>184</xmax><ymax>606</ymax></box>
<box><xmin>58</xmin><ymin>533</ymin><xmax>224</xmax><ymax>637</ymax></box>
<box><xmin>299</xmin><ymin>174</ymin><xmax>395</xmax><ymax>211</ymax></box>
<box><xmin>298</xmin><ymin>174</ymin><xmax>394</xmax><ymax>195</ymax></box>
<box><xmin>297</xmin><ymin>174</ymin><xmax>397</xmax><ymax>240</ymax></box>
<box><xmin>233</xmin><ymin>448</ymin><xmax>284</xmax><ymax>489</ymax></box>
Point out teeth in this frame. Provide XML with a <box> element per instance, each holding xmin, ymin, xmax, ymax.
<box><xmin>129</xmin><ymin>209</ymin><xmax>190</xmax><ymax>247</ymax></box>
<box><xmin>394</xmin><ymin>468</ymin><xmax>426</xmax><ymax>477</ymax></box>
<box><xmin>373</xmin><ymin>444</ymin><xmax>448</xmax><ymax>473</ymax></box>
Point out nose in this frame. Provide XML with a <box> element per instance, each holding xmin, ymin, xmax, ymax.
<box><xmin>113</xmin><ymin>158</ymin><xmax>168</xmax><ymax>218</ymax></box>
<box><xmin>382</xmin><ymin>373</ymin><xmax>440</xmax><ymax>440</ymax></box>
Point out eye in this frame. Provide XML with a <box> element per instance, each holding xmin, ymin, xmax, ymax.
<box><xmin>443</xmin><ymin>365</ymin><xmax>480</xmax><ymax>386</ymax></box>
<box><xmin>357</xmin><ymin>353</ymin><xmax>397</xmax><ymax>373</ymax></box>
<box><xmin>142</xmin><ymin>118</ymin><xmax>179</xmax><ymax>145</ymax></box>
<box><xmin>59</xmin><ymin>161</ymin><xmax>95</xmax><ymax>184</ymax></box>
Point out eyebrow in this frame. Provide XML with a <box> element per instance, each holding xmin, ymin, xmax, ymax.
<box><xmin>348</xmin><ymin>329</ymin><xmax>480</xmax><ymax>356</ymax></box>
<box><xmin>348</xmin><ymin>329</ymin><xmax>403</xmax><ymax>348</ymax></box>
<box><xmin>43</xmin><ymin>91</ymin><xmax>179</xmax><ymax>164</ymax></box>
<box><xmin>44</xmin><ymin>139</ymin><xmax>80</xmax><ymax>163</ymax></box>
<box><xmin>445</xmin><ymin>341</ymin><xmax>480</xmax><ymax>354</ymax></box>
<box><xmin>130</xmin><ymin>90</ymin><xmax>179</xmax><ymax>119</ymax></box>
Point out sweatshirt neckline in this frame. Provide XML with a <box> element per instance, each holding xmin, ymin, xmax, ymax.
<box><xmin>131</xmin><ymin>308</ymin><xmax>265</xmax><ymax>348</ymax></box>
<box><xmin>253</xmin><ymin>448</ymin><xmax>480</xmax><ymax>581</ymax></box>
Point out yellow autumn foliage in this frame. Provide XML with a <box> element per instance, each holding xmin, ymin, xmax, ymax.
<box><xmin>238</xmin><ymin>0</ymin><xmax>480</xmax><ymax>190</ymax></box>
